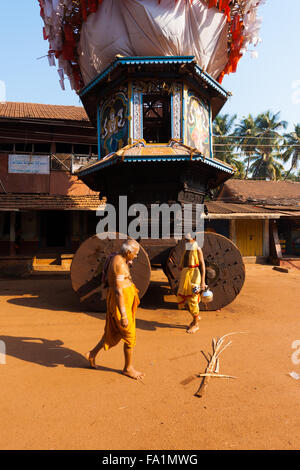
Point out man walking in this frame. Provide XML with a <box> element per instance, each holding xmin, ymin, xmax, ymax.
<box><xmin>86</xmin><ymin>239</ymin><xmax>144</xmax><ymax>380</ymax></box>
<box><xmin>177</xmin><ymin>234</ymin><xmax>206</xmax><ymax>334</ymax></box>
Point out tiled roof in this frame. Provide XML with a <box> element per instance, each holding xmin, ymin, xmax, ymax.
<box><xmin>258</xmin><ymin>205</ymin><xmax>300</xmax><ymax>212</ymax></box>
<box><xmin>205</xmin><ymin>201</ymin><xmax>275</xmax><ymax>215</ymax></box>
<box><xmin>77</xmin><ymin>141</ymin><xmax>234</xmax><ymax>177</ymax></box>
<box><xmin>0</xmin><ymin>194</ymin><xmax>103</xmax><ymax>210</ymax></box>
<box><xmin>0</xmin><ymin>102</ymin><xmax>90</xmax><ymax>122</ymax></box>
<box><xmin>0</xmin><ymin>195</ymin><xmax>295</xmax><ymax>217</ymax></box>
<box><xmin>218</xmin><ymin>180</ymin><xmax>300</xmax><ymax>206</ymax></box>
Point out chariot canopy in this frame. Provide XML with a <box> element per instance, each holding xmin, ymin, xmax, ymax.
<box><xmin>38</xmin><ymin>0</ymin><xmax>265</xmax><ymax>91</ymax></box>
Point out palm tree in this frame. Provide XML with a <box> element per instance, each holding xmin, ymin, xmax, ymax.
<box><xmin>249</xmin><ymin>154</ymin><xmax>285</xmax><ymax>180</ymax></box>
<box><xmin>282</xmin><ymin>124</ymin><xmax>300</xmax><ymax>180</ymax></box>
<box><xmin>250</xmin><ymin>111</ymin><xmax>287</xmax><ymax>180</ymax></box>
<box><xmin>213</xmin><ymin>114</ymin><xmax>245</xmax><ymax>177</ymax></box>
<box><xmin>234</xmin><ymin>114</ymin><xmax>258</xmax><ymax>179</ymax></box>
<box><xmin>283</xmin><ymin>171</ymin><xmax>299</xmax><ymax>181</ymax></box>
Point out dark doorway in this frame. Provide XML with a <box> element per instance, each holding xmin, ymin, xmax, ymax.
<box><xmin>143</xmin><ymin>94</ymin><xmax>171</xmax><ymax>143</ymax></box>
<box><xmin>278</xmin><ymin>218</ymin><xmax>300</xmax><ymax>256</ymax></box>
<box><xmin>41</xmin><ymin>211</ymin><xmax>69</xmax><ymax>249</ymax></box>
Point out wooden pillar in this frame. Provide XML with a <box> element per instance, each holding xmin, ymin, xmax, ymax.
<box><xmin>270</xmin><ymin>220</ymin><xmax>282</xmax><ymax>260</ymax></box>
<box><xmin>229</xmin><ymin>219</ymin><xmax>237</xmax><ymax>245</ymax></box>
<box><xmin>9</xmin><ymin>211</ymin><xmax>16</xmax><ymax>256</ymax></box>
<box><xmin>263</xmin><ymin>219</ymin><xmax>270</xmax><ymax>257</ymax></box>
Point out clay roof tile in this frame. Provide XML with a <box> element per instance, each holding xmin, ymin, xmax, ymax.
<box><xmin>0</xmin><ymin>102</ymin><xmax>89</xmax><ymax>122</ymax></box>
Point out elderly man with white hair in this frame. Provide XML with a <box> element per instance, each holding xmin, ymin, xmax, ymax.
<box><xmin>86</xmin><ymin>239</ymin><xmax>144</xmax><ymax>380</ymax></box>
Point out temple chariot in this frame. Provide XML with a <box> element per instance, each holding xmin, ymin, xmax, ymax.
<box><xmin>38</xmin><ymin>0</ymin><xmax>265</xmax><ymax>311</ymax></box>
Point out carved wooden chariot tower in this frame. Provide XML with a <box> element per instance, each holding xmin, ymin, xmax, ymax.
<box><xmin>70</xmin><ymin>56</ymin><xmax>245</xmax><ymax>312</ymax></box>
<box><xmin>78</xmin><ymin>56</ymin><xmax>234</xmax><ymax>204</ymax></box>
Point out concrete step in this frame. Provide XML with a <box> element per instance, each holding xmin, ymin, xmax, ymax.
<box><xmin>242</xmin><ymin>256</ymin><xmax>268</xmax><ymax>264</ymax></box>
<box><xmin>33</xmin><ymin>254</ymin><xmax>74</xmax><ymax>269</ymax></box>
<box><xmin>32</xmin><ymin>265</ymin><xmax>70</xmax><ymax>272</ymax></box>
<box><xmin>33</xmin><ymin>259</ymin><xmax>59</xmax><ymax>266</ymax></box>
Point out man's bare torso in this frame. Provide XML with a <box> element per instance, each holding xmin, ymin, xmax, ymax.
<box><xmin>107</xmin><ymin>254</ymin><xmax>132</xmax><ymax>288</ymax></box>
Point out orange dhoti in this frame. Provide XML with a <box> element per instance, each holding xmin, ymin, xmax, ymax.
<box><xmin>103</xmin><ymin>284</ymin><xmax>140</xmax><ymax>351</ymax></box>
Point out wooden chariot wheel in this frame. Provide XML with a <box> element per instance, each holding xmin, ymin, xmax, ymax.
<box><xmin>70</xmin><ymin>233</ymin><xmax>151</xmax><ymax>312</ymax></box>
<box><xmin>163</xmin><ymin>232</ymin><xmax>245</xmax><ymax>311</ymax></box>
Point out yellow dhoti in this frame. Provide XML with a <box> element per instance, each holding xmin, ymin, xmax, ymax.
<box><xmin>177</xmin><ymin>242</ymin><xmax>201</xmax><ymax>317</ymax></box>
<box><xmin>103</xmin><ymin>284</ymin><xmax>140</xmax><ymax>350</ymax></box>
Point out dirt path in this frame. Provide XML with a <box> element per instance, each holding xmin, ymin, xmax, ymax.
<box><xmin>0</xmin><ymin>265</ymin><xmax>300</xmax><ymax>450</ymax></box>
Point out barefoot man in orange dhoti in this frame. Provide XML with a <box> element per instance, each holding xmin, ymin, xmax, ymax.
<box><xmin>86</xmin><ymin>239</ymin><xmax>145</xmax><ymax>380</ymax></box>
<box><xmin>177</xmin><ymin>233</ymin><xmax>206</xmax><ymax>334</ymax></box>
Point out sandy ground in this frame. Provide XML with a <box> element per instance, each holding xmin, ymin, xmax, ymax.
<box><xmin>0</xmin><ymin>264</ymin><xmax>300</xmax><ymax>450</ymax></box>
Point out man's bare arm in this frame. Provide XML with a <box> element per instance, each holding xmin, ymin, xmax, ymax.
<box><xmin>110</xmin><ymin>257</ymin><xmax>128</xmax><ymax>328</ymax></box>
<box><xmin>198</xmin><ymin>248</ymin><xmax>206</xmax><ymax>290</ymax></box>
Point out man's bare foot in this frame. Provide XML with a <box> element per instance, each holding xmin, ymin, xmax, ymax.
<box><xmin>186</xmin><ymin>316</ymin><xmax>201</xmax><ymax>330</ymax></box>
<box><xmin>85</xmin><ymin>352</ymin><xmax>98</xmax><ymax>369</ymax></box>
<box><xmin>187</xmin><ymin>321</ymin><xmax>197</xmax><ymax>330</ymax></box>
<box><xmin>122</xmin><ymin>366</ymin><xmax>145</xmax><ymax>380</ymax></box>
<box><xmin>186</xmin><ymin>324</ymin><xmax>200</xmax><ymax>334</ymax></box>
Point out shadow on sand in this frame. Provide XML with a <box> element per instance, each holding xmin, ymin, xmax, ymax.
<box><xmin>3</xmin><ymin>279</ymin><xmax>186</xmax><ymax>332</ymax></box>
<box><xmin>0</xmin><ymin>277</ymin><xmax>187</xmax><ymax>371</ymax></box>
<box><xmin>0</xmin><ymin>335</ymin><xmax>124</xmax><ymax>374</ymax></box>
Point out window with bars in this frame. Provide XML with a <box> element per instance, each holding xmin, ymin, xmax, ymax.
<box><xmin>0</xmin><ymin>142</ymin><xmax>98</xmax><ymax>172</ymax></box>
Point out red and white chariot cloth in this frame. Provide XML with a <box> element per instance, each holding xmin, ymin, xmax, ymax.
<box><xmin>37</xmin><ymin>0</ymin><xmax>266</xmax><ymax>91</ymax></box>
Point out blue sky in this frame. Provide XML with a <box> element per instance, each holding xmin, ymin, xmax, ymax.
<box><xmin>222</xmin><ymin>0</ymin><xmax>300</xmax><ymax>132</ymax></box>
<box><xmin>0</xmin><ymin>0</ymin><xmax>299</xmax><ymax>131</ymax></box>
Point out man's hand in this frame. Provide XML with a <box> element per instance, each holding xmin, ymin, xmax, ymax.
<box><xmin>120</xmin><ymin>315</ymin><xmax>129</xmax><ymax>328</ymax></box>
<box><xmin>200</xmin><ymin>282</ymin><xmax>207</xmax><ymax>292</ymax></box>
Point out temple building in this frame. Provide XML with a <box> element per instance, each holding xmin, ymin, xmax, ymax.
<box><xmin>0</xmin><ymin>101</ymin><xmax>100</xmax><ymax>274</ymax></box>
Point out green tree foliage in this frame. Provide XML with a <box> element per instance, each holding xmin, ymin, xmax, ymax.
<box><xmin>212</xmin><ymin>111</ymin><xmax>299</xmax><ymax>181</ymax></box>
<box><xmin>234</xmin><ymin>114</ymin><xmax>258</xmax><ymax>179</ymax></box>
<box><xmin>213</xmin><ymin>114</ymin><xmax>245</xmax><ymax>178</ymax></box>
<box><xmin>250</xmin><ymin>111</ymin><xmax>287</xmax><ymax>180</ymax></box>
<box><xmin>282</xmin><ymin>124</ymin><xmax>300</xmax><ymax>180</ymax></box>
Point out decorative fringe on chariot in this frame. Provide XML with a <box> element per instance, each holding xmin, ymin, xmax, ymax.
<box><xmin>38</xmin><ymin>0</ymin><xmax>265</xmax><ymax>91</ymax></box>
